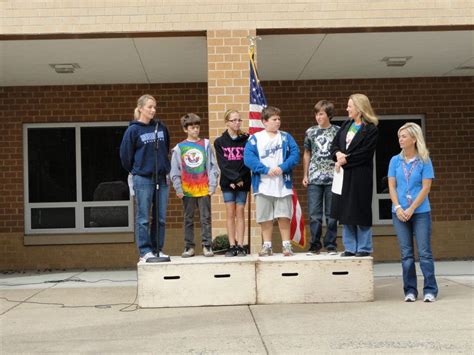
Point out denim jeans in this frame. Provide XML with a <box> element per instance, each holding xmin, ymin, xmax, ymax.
<box><xmin>222</xmin><ymin>190</ymin><xmax>248</xmax><ymax>205</ymax></box>
<box><xmin>392</xmin><ymin>212</ymin><xmax>438</xmax><ymax>297</ymax></box>
<box><xmin>308</xmin><ymin>184</ymin><xmax>337</xmax><ymax>250</ymax></box>
<box><xmin>342</xmin><ymin>225</ymin><xmax>372</xmax><ymax>253</ymax></box>
<box><xmin>182</xmin><ymin>195</ymin><xmax>212</xmax><ymax>248</ymax></box>
<box><xmin>133</xmin><ymin>174</ymin><xmax>169</xmax><ymax>256</ymax></box>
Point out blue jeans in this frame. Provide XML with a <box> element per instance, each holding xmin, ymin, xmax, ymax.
<box><xmin>342</xmin><ymin>225</ymin><xmax>372</xmax><ymax>253</ymax></box>
<box><xmin>392</xmin><ymin>212</ymin><xmax>438</xmax><ymax>297</ymax></box>
<box><xmin>133</xmin><ymin>174</ymin><xmax>169</xmax><ymax>256</ymax></box>
<box><xmin>308</xmin><ymin>184</ymin><xmax>337</xmax><ymax>250</ymax></box>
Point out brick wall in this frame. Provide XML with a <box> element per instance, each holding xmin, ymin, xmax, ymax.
<box><xmin>1</xmin><ymin>1</ymin><xmax>472</xmax><ymax>34</ymax></box>
<box><xmin>261</xmin><ymin>76</ymin><xmax>474</xmax><ymax>223</ymax></box>
<box><xmin>207</xmin><ymin>29</ymin><xmax>263</xmax><ymax>252</ymax></box>
<box><xmin>1</xmin><ymin>76</ymin><xmax>472</xmax><ymax>270</ymax></box>
<box><xmin>0</xmin><ymin>83</ymin><xmax>208</xmax><ymax>235</ymax></box>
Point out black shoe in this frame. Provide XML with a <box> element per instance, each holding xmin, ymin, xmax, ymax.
<box><xmin>225</xmin><ymin>245</ymin><xmax>238</xmax><ymax>257</ymax></box>
<box><xmin>237</xmin><ymin>245</ymin><xmax>247</xmax><ymax>257</ymax></box>
<box><xmin>340</xmin><ymin>251</ymin><xmax>356</xmax><ymax>257</ymax></box>
<box><xmin>308</xmin><ymin>245</ymin><xmax>321</xmax><ymax>254</ymax></box>
<box><xmin>326</xmin><ymin>247</ymin><xmax>338</xmax><ymax>255</ymax></box>
<box><xmin>355</xmin><ymin>252</ymin><xmax>371</xmax><ymax>257</ymax></box>
<box><xmin>243</xmin><ymin>244</ymin><xmax>250</xmax><ymax>254</ymax></box>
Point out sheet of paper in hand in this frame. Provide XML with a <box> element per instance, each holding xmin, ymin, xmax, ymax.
<box><xmin>331</xmin><ymin>167</ymin><xmax>343</xmax><ymax>195</ymax></box>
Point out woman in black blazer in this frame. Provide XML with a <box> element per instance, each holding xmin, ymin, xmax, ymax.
<box><xmin>330</xmin><ymin>94</ymin><xmax>379</xmax><ymax>257</ymax></box>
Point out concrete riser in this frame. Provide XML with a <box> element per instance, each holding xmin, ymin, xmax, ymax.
<box><xmin>257</xmin><ymin>256</ymin><xmax>374</xmax><ymax>304</ymax></box>
<box><xmin>137</xmin><ymin>254</ymin><xmax>373</xmax><ymax>308</ymax></box>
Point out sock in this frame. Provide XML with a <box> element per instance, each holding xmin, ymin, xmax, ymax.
<box><xmin>282</xmin><ymin>240</ymin><xmax>291</xmax><ymax>248</ymax></box>
<box><xmin>263</xmin><ymin>241</ymin><xmax>272</xmax><ymax>248</ymax></box>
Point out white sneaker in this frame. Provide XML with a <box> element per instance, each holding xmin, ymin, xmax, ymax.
<box><xmin>282</xmin><ymin>244</ymin><xmax>294</xmax><ymax>256</ymax></box>
<box><xmin>404</xmin><ymin>293</ymin><xmax>416</xmax><ymax>302</ymax></box>
<box><xmin>157</xmin><ymin>251</ymin><xmax>169</xmax><ymax>258</ymax></box>
<box><xmin>258</xmin><ymin>244</ymin><xmax>273</xmax><ymax>256</ymax></box>
<box><xmin>202</xmin><ymin>245</ymin><xmax>214</xmax><ymax>257</ymax></box>
<box><xmin>139</xmin><ymin>252</ymin><xmax>156</xmax><ymax>262</ymax></box>
<box><xmin>423</xmin><ymin>293</ymin><xmax>436</xmax><ymax>302</ymax></box>
<box><xmin>181</xmin><ymin>247</ymin><xmax>195</xmax><ymax>258</ymax></box>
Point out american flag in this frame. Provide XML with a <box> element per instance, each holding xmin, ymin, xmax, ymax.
<box><xmin>248</xmin><ymin>47</ymin><xmax>306</xmax><ymax>248</ymax></box>
<box><xmin>249</xmin><ymin>47</ymin><xmax>267</xmax><ymax>135</ymax></box>
<box><xmin>290</xmin><ymin>190</ymin><xmax>306</xmax><ymax>248</ymax></box>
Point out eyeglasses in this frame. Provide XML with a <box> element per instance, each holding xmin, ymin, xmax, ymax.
<box><xmin>228</xmin><ymin>119</ymin><xmax>242</xmax><ymax>123</ymax></box>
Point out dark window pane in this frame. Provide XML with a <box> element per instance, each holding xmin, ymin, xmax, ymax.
<box><xmin>81</xmin><ymin>126</ymin><xmax>129</xmax><ymax>201</ymax></box>
<box><xmin>84</xmin><ymin>206</ymin><xmax>128</xmax><ymax>228</ymax></box>
<box><xmin>28</xmin><ymin>128</ymin><xmax>76</xmax><ymax>202</ymax></box>
<box><xmin>375</xmin><ymin>119</ymin><xmax>422</xmax><ymax>193</ymax></box>
<box><xmin>378</xmin><ymin>199</ymin><xmax>393</xmax><ymax>220</ymax></box>
<box><xmin>31</xmin><ymin>208</ymin><xmax>75</xmax><ymax>229</ymax></box>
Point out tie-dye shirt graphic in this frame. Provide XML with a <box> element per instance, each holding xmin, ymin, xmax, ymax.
<box><xmin>345</xmin><ymin>122</ymin><xmax>362</xmax><ymax>149</ymax></box>
<box><xmin>178</xmin><ymin>139</ymin><xmax>209</xmax><ymax>197</ymax></box>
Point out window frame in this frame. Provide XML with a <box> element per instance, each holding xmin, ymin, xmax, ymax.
<box><xmin>23</xmin><ymin>122</ymin><xmax>133</xmax><ymax>235</ymax></box>
<box><xmin>331</xmin><ymin>114</ymin><xmax>425</xmax><ymax>225</ymax></box>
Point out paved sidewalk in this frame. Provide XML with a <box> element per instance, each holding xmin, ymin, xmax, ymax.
<box><xmin>1</xmin><ymin>261</ymin><xmax>472</xmax><ymax>354</ymax></box>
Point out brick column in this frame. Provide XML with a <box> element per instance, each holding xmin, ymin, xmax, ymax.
<box><xmin>207</xmin><ymin>29</ymin><xmax>261</xmax><ymax>253</ymax></box>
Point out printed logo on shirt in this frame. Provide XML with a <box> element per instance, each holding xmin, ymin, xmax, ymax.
<box><xmin>140</xmin><ymin>131</ymin><xmax>164</xmax><ymax>144</ymax></box>
<box><xmin>261</xmin><ymin>143</ymin><xmax>282</xmax><ymax>159</ymax></box>
<box><xmin>315</xmin><ymin>135</ymin><xmax>331</xmax><ymax>157</ymax></box>
<box><xmin>223</xmin><ymin>147</ymin><xmax>244</xmax><ymax>161</ymax></box>
<box><xmin>184</xmin><ymin>148</ymin><xmax>204</xmax><ymax>168</ymax></box>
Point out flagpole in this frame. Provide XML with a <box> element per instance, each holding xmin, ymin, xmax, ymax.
<box><xmin>246</xmin><ymin>35</ymin><xmax>261</xmax><ymax>254</ymax></box>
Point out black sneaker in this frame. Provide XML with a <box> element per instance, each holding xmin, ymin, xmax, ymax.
<box><xmin>243</xmin><ymin>244</ymin><xmax>250</xmax><ymax>254</ymax></box>
<box><xmin>237</xmin><ymin>246</ymin><xmax>247</xmax><ymax>257</ymax></box>
<box><xmin>326</xmin><ymin>247</ymin><xmax>338</xmax><ymax>255</ymax></box>
<box><xmin>225</xmin><ymin>245</ymin><xmax>238</xmax><ymax>257</ymax></box>
<box><xmin>308</xmin><ymin>245</ymin><xmax>321</xmax><ymax>254</ymax></box>
<box><xmin>340</xmin><ymin>251</ymin><xmax>356</xmax><ymax>257</ymax></box>
<box><xmin>355</xmin><ymin>252</ymin><xmax>371</xmax><ymax>257</ymax></box>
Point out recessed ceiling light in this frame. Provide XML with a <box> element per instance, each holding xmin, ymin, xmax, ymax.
<box><xmin>49</xmin><ymin>63</ymin><xmax>81</xmax><ymax>74</ymax></box>
<box><xmin>381</xmin><ymin>56</ymin><xmax>412</xmax><ymax>67</ymax></box>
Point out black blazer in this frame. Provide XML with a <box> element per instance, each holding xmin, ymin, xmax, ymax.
<box><xmin>330</xmin><ymin>119</ymin><xmax>378</xmax><ymax>226</ymax></box>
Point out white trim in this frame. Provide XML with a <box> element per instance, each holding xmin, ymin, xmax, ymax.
<box><xmin>23</xmin><ymin>121</ymin><xmax>132</xmax><ymax>235</ymax></box>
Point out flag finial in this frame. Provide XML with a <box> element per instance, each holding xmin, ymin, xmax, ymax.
<box><xmin>247</xmin><ymin>35</ymin><xmax>262</xmax><ymax>48</ymax></box>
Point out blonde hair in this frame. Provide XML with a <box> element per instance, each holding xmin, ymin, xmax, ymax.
<box><xmin>398</xmin><ymin>122</ymin><xmax>430</xmax><ymax>162</ymax></box>
<box><xmin>350</xmin><ymin>93</ymin><xmax>378</xmax><ymax>126</ymax></box>
<box><xmin>134</xmin><ymin>94</ymin><xmax>156</xmax><ymax>120</ymax></box>
<box><xmin>224</xmin><ymin>109</ymin><xmax>239</xmax><ymax>122</ymax></box>
<box><xmin>224</xmin><ymin>109</ymin><xmax>246</xmax><ymax>135</ymax></box>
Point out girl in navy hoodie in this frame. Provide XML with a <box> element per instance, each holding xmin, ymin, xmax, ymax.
<box><xmin>214</xmin><ymin>110</ymin><xmax>251</xmax><ymax>256</ymax></box>
<box><xmin>120</xmin><ymin>95</ymin><xmax>171</xmax><ymax>262</ymax></box>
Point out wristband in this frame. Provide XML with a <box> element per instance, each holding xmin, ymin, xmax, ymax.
<box><xmin>395</xmin><ymin>205</ymin><xmax>401</xmax><ymax>210</ymax></box>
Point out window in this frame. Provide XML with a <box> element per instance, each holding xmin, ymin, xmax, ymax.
<box><xmin>332</xmin><ymin>115</ymin><xmax>424</xmax><ymax>225</ymax></box>
<box><xmin>23</xmin><ymin>122</ymin><xmax>132</xmax><ymax>235</ymax></box>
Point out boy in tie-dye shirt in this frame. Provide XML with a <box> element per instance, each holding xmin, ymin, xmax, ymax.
<box><xmin>170</xmin><ymin>113</ymin><xmax>219</xmax><ymax>258</ymax></box>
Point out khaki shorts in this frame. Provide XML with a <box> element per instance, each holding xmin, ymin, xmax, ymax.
<box><xmin>255</xmin><ymin>194</ymin><xmax>292</xmax><ymax>223</ymax></box>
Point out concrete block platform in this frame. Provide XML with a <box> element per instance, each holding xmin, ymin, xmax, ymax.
<box><xmin>256</xmin><ymin>253</ymin><xmax>374</xmax><ymax>304</ymax></box>
<box><xmin>138</xmin><ymin>255</ymin><xmax>257</xmax><ymax>308</ymax></box>
<box><xmin>138</xmin><ymin>253</ymin><xmax>374</xmax><ymax>308</ymax></box>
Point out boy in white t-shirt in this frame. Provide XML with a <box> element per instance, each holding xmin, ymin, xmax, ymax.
<box><xmin>243</xmin><ymin>106</ymin><xmax>300</xmax><ymax>256</ymax></box>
